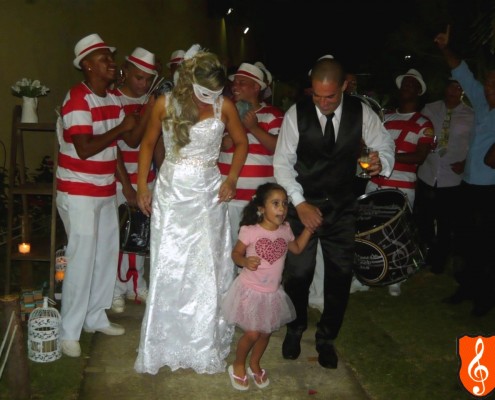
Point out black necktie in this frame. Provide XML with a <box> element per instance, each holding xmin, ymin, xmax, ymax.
<box><xmin>324</xmin><ymin>113</ymin><xmax>335</xmax><ymax>148</ymax></box>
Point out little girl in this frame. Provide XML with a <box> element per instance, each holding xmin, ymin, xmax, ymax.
<box><xmin>222</xmin><ymin>182</ymin><xmax>313</xmax><ymax>390</ymax></box>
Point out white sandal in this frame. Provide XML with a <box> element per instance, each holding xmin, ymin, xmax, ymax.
<box><xmin>247</xmin><ymin>366</ymin><xmax>270</xmax><ymax>389</ymax></box>
<box><xmin>228</xmin><ymin>365</ymin><xmax>249</xmax><ymax>391</ymax></box>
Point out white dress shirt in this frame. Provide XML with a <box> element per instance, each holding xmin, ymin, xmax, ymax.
<box><xmin>418</xmin><ymin>100</ymin><xmax>474</xmax><ymax>187</ymax></box>
<box><xmin>274</xmin><ymin>97</ymin><xmax>395</xmax><ymax>206</ymax></box>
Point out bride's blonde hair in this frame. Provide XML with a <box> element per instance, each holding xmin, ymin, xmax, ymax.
<box><xmin>164</xmin><ymin>49</ymin><xmax>226</xmax><ymax>154</ymax></box>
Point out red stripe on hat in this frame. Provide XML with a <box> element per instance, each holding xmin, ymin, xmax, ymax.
<box><xmin>169</xmin><ymin>57</ymin><xmax>183</xmax><ymax>64</ymax></box>
<box><xmin>78</xmin><ymin>42</ymin><xmax>108</xmax><ymax>57</ymax></box>
<box><xmin>128</xmin><ymin>55</ymin><xmax>156</xmax><ymax>71</ymax></box>
<box><xmin>236</xmin><ymin>70</ymin><xmax>261</xmax><ymax>81</ymax></box>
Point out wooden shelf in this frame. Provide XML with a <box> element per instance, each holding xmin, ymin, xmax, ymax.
<box><xmin>11</xmin><ymin>183</ymin><xmax>53</xmax><ymax>195</ymax></box>
<box><xmin>4</xmin><ymin>105</ymin><xmax>61</xmax><ymax>298</ymax></box>
<box><xmin>17</xmin><ymin>122</ymin><xmax>56</xmax><ymax>131</ymax></box>
<box><xmin>10</xmin><ymin>230</ymin><xmax>65</xmax><ymax>262</ymax></box>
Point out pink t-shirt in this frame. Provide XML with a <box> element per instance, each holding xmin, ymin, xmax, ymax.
<box><xmin>237</xmin><ymin>222</ymin><xmax>295</xmax><ymax>292</ymax></box>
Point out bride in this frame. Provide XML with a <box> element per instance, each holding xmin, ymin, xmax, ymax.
<box><xmin>134</xmin><ymin>44</ymin><xmax>248</xmax><ymax>375</ymax></box>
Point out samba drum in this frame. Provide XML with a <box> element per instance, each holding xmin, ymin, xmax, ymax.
<box><xmin>118</xmin><ymin>203</ymin><xmax>150</xmax><ymax>255</ymax></box>
<box><xmin>354</xmin><ymin>189</ymin><xmax>425</xmax><ymax>286</ymax></box>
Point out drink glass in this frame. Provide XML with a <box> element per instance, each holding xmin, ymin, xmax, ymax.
<box><xmin>358</xmin><ymin>147</ymin><xmax>373</xmax><ymax>178</ymax></box>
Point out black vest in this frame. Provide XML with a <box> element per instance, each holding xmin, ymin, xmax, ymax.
<box><xmin>295</xmin><ymin>94</ymin><xmax>362</xmax><ymax>202</ymax></box>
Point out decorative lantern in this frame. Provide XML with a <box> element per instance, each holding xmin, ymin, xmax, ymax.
<box><xmin>27</xmin><ymin>297</ymin><xmax>61</xmax><ymax>363</ymax></box>
<box><xmin>54</xmin><ymin>247</ymin><xmax>67</xmax><ymax>300</ymax></box>
<box><xmin>18</xmin><ymin>242</ymin><xmax>31</xmax><ymax>254</ymax></box>
<box><xmin>19</xmin><ymin>215</ymin><xmax>32</xmax><ymax>254</ymax></box>
<box><xmin>54</xmin><ymin>270</ymin><xmax>64</xmax><ymax>281</ymax></box>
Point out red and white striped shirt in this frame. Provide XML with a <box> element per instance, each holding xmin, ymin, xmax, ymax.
<box><xmin>218</xmin><ymin>103</ymin><xmax>284</xmax><ymax>201</ymax></box>
<box><xmin>112</xmin><ymin>89</ymin><xmax>155</xmax><ymax>186</ymax></box>
<box><xmin>56</xmin><ymin>82</ymin><xmax>124</xmax><ymax>197</ymax></box>
<box><xmin>371</xmin><ymin>111</ymin><xmax>434</xmax><ymax>189</ymax></box>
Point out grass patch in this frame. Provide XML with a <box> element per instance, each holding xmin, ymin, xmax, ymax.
<box><xmin>0</xmin><ymin>329</ymin><xmax>92</xmax><ymax>399</ymax></box>
<box><xmin>338</xmin><ymin>269</ymin><xmax>494</xmax><ymax>399</ymax></box>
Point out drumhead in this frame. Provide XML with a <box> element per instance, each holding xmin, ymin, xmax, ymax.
<box><xmin>356</xmin><ymin>189</ymin><xmax>407</xmax><ymax>237</ymax></box>
<box><xmin>354</xmin><ymin>238</ymin><xmax>388</xmax><ymax>285</ymax></box>
<box><xmin>118</xmin><ymin>203</ymin><xmax>150</xmax><ymax>254</ymax></box>
<box><xmin>118</xmin><ymin>203</ymin><xmax>132</xmax><ymax>250</ymax></box>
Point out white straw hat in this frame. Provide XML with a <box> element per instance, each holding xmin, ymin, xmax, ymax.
<box><xmin>73</xmin><ymin>33</ymin><xmax>116</xmax><ymax>69</ymax></box>
<box><xmin>167</xmin><ymin>49</ymin><xmax>185</xmax><ymax>68</ymax></box>
<box><xmin>254</xmin><ymin>61</ymin><xmax>272</xmax><ymax>85</ymax></box>
<box><xmin>228</xmin><ymin>63</ymin><xmax>267</xmax><ymax>90</ymax></box>
<box><xmin>395</xmin><ymin>68</ymin><xmax>427</xmax><ymax>95</ymax></box>
<box><xmin>126</xmin><ymin>47</ymin><xmax>157</xmax><ymax>75</ymax></box>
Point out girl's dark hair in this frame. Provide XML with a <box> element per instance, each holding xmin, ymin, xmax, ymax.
<box><xmin>239</xmin><ymin>182</ymin><xmax>287</xmax><ymax>227</ymax></box>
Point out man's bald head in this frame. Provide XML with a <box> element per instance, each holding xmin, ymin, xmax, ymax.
<box><xmin>309</xmin><ymin>59</ymin><xmax>347</xmax><ymax>116</ymax></box>
<box><xmin>310</xmin><ymin>59</ymin><xmax>346</xmax><ymax>86</ymax></box>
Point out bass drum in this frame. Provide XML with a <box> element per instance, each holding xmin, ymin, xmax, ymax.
<box><xmin>354</xmin><ymin>189</ymin><xmax>425</xmax><ymax>286</ymax></box>
<box><xmin>118</xmin><ymin>203</ymin><xmax>150</xmax><ymax>255</ymax></box>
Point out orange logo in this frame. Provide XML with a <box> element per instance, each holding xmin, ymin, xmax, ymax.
<box><xmin>458</xmin><ymin>335</ymin><xmax>495</xmax><ymax>398</ymax></box>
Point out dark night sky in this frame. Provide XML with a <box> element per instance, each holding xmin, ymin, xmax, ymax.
<box><xmin>214</xmin><ymin>0</ymin><xmax>478</xmax><ymax>99</ymax></box>
<box><xmin>247</xmin><ymin>0</ymin><xmax>406</xmax><ymax>80</ymax></box>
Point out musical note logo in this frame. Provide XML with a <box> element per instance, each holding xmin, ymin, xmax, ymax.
<box><xmin>458</xmin><ymin>335</ymin><xmax>495</xmax><ymax>398</ymax></box>
<box><xmin>468</xmin><ymin>339</ymin><xmax>489</xmax><ymax>395</ymax></box>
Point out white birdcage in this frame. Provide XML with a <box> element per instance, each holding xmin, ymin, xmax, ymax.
<box><xmin>27</xmin><ymin>297</ymin><xmax>61</xmax><ymax>363</ymax></box>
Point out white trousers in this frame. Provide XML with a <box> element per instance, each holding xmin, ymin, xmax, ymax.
<box><xmin>308</xmin><ymin>242</ymin><xmax>325</xmax><ymax>311</ymax></box>
<box><xmin>56</xmin><ymin>192</ymin><xmax>119</xmax><ymax>340</ymax></box>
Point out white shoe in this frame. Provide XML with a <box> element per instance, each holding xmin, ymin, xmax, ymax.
<box><xmin>86</xmin><ymin>322</ymin><xmax>125</xmax><ymax>336</ymax></box>
<box><xmin>388</xmin><ymin>283</ymin><xmax>402</xmax><ymax>297</ymax></box>
<box><xmin>61</xmin><ymin>340</ymin><xmax>81</xmax><ymax>357</ymax></box>
<box><xmin>111</xmin><ymin>295</ymin><xmax>125</xmax><ymax>313</ymax></box>
<box><xmin>127</xmin><ymin>288</ymin><xmax>148</xmax><ymax>303</ymax></box>
<box><xmin>350</xmin><ymin>277</ymin><xmax>370</xmax><ymax>294</ymax></box>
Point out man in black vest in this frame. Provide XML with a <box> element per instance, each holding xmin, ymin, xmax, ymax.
<box><xmin>273</xmin><ymin>58</ymin><xmax>395</xmax><ymax>368</ymax></box>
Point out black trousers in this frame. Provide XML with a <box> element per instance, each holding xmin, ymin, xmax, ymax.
<box><xmin>413</xmin><ymin>179</ymin><xmax>462</xmax><ymax>271</ymax></box>
<box><xmin>453</xmin><ymin>181</ymin><xmax>495</xmax><ymax>303</ymax></box>
<box><xmin>283</xmin><ymin>201</ymin><xmax>354</xmax><ymax>345</ymax></box>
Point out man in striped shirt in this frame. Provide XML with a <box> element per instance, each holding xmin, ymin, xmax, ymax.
<box><xmin>363</xmin><ymin>68</ymin><xmax>434</xmax><ymax>297</ymax></box>
<box><xmin>56</xmin><ymin>34</ymin><xmax>144</xmax><ymax>357</ymax></box>
<box><xmin>366</xmin><ymin>69</ymin><xmax>434</xmax><ymax>209</ymax></box>
<box><xmin>218</xmin><ymin>62</ymin><xmax>284</xmax><ymax>244</ymax></box>
<box><xmin>110</xmin><ymin>47</ymin><xmax>158</xmax><ymax>313</ymax></box>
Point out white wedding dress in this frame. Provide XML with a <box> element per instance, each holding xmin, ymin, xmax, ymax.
<box><xmin>134</xmin><ymin>95</ymin><xmax>235</xmax><ymax>375</ymax></box>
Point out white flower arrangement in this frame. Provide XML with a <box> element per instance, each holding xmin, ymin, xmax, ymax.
<box><xmin>11</xmin><ymin>78</ymin><xmax>50</xmax><ymax>98</ymax></box>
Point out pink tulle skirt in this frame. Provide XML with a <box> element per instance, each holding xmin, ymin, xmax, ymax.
<box><xmin>221</xmin><ymin>278</ymin><xmax>296</xmax><ymax>333</ymax></box>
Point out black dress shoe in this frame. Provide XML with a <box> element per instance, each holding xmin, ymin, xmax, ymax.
<box><xmin>282</xmin><ymin>332</ymin><xmax>302</xmax><ymax>360</ymax></box>
<box><xmin>317</xmin><ymin>344</ymin><xmax>338</xmax><ymax>369</ymax></box>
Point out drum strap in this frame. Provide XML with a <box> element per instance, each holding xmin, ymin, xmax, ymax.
<box><xmin>117</xmin><ymin>252</ymin><xmax>140</xmax><ymax>302</ymax></box>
